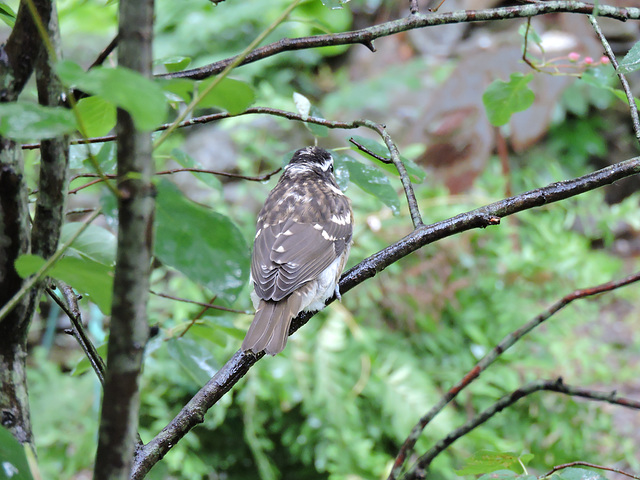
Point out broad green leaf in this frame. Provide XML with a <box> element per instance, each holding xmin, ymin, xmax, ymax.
<box><xmin>333</xmin><ymin>156</ymin><xmax>350</xmax><ymax>190</ymax></box>
<box><xmin>0</xmin><ymin>103</ymin><xmax>76</xmax><ymax>141</ymax></box>
<box><xmin>171</xmin><ymin>149</ymin><xmax>223</xmax><ymax>191</ymax></box>
<box><xmin>60</xmin><ymin>223</ymin><xmax>117</xmax><ymax>266</ymax></box>
<box><xmin>75</xmin><ymin>96</ymin><xmax>116</xmax><ymax>137</ymax></box>
<box><xmin>154</xmin><ymin>180</ymin><xmax>249</xmax><ymax>303</ymax></box>
<box><xmin>335</xmin><ymin>153</ymin><xmax>400</xmax><ymax>214</ymax></box>
<box><xmin>154</xmin><ymin>55</ymin><xmax>192</xmax><ymax>73</ymax></box>
<box><xmin>197</xmin><ymin>77</ymin><xmax>255</xmax><ymax>114</ymax></box>
<box><xmin>618</xmin><ymin>40</ymin><xmax>640</xmax><ymax>74</ymax></box>
<box><xmin>159</xmin><ymin>78</ymin><xmax>195</xmax><ymax>103</ymax></box>
<box><xmin>167</xmin><ymin>336</ymin><xmax>218</xmax><ymax>385</ymax></box>
<box><xmin>320</xmin><ymin>0</ymin><xmax>349</xmax><ymax>9</ymax></box>
<box><xmin>456</xmin><ymin>451</ymin><xmax>522</xmax><ymax>475</ymax></box>
<box><xmin>349</xmin><ymin>135</ymin><xmax>425</xmax><ymax>183</ymax></box>
<box><xmin>553</xmin><ymin>468</ymin><xmax>608</xmax><ymax>480</ymax></box>
<box><xmin>71</xmin><ymin>343</ymin><xmax>107</xmax><ymax>376</ymax></box>
<box><xmin>0</xmin><ymin>2</ymin><xmax>16</xmax><ymax>27</ymax></box>
<box><xmin>69</xmin><ymin>142</ymin><xmax>102</xmax><ymax>169</ymax></box>
<box><xmin>482</xmin><ymin>73</ymin><xmax>535</xmax><ymax>126</ymax></box>
<box><xmin>0</xmin><ymin>427</ymin><xmax>33</xmax><ymax>480</ymax></box>
<box><xmin>518</xmin><ymin>23</ymin><xmax>543</xmax><ymax>52</ymax></box>
<box><xmin>15</xmin><ymin>254</ymin><xmax>113</xmax><ymax>314</ymax></box>
<box><xmin>56</xmin><ymin>60</ymin><xmax>167</xmax><ymax>131</ymax></box>
<box><xmin>306</xmin><ymin>105</ymin><xmax>329</xmax><ymax>138</ymax></box>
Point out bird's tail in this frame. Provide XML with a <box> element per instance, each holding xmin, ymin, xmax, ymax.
<box><xmin>242</xmin><ymin>293</ymin><xmax>302</xmax><ymax>355</ymax></box>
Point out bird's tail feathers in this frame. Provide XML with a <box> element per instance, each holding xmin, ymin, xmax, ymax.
<box><xmin>242</xmin><ymin>293</ymin><xmax>302</xmax><ymax>355</ymax></box>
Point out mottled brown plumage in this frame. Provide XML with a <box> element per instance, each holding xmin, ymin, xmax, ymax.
<box><xmin>242</xmin><ymin>147</ymin><xmax>353</xmax><ymax>355</ymax></box>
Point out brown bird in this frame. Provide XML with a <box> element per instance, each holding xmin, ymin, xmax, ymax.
<box><xmin>242</xmin><ymin>147</ymin><xmax>353</xmax><ymax>355</ymax></box>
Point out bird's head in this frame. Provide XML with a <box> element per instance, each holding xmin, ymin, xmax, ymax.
<box><xmin>285</xmin><ymin>146</ymin><xmax>334</xmax><ymax>177</ymax></box>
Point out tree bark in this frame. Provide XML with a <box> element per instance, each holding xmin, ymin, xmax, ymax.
<box><xmin>93</xmin><ymin>1</ymin><xmax>155</xmax><ymax>478</ymax></box>
<box><xmin>0</xmin><ymin>0</ymin><xmax>58</xmax><ymax>448</ymax></box>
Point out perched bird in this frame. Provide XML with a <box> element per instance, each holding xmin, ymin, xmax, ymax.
<box><xmin>242</xmin><ymin>146</ymin><xmax>353</xmax><ymax>355</ymax></box>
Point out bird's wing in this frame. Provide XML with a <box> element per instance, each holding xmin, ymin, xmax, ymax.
<box><xmin>251</xmin><ymin>196</ymin><xmax>352</xmax><ymax>302</ymax></box>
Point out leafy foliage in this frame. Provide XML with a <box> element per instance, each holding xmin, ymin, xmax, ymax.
<box><xmin>8</xmin><ymin>0</ymin><xmax>640</xmax><ymax>479</ymax></box>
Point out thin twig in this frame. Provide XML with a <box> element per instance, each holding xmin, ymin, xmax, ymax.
<box><xmin>388</xmin><ymin>270</ymin><xmax>640</xmax><ymax>480</ymax></box>
<box><xmin>150</xmin><ymin>290</ymin><xmax>252</xmax><ymax>315</ymax></box>
<box><xmin>403</xmin><ymin>378</ymin><xmax>640</xmax><ymax>479</ymax></box>
<box><xmin>67</xmin><ymin>167</ymin><xmax>282</xmax><ymax>195</ymax></box>
<box><xmin>349</xmin><ymin>138</ymin><xmax>392</xmax><ymax>163</ymax></box>
<box><xmin>543</xmin><ymin>461</ymin><xmax>640</xmax><ymax>480</ymax></box>
<box><xmin>370</xmin><ymin>124</ymin><xmax>424</xmax><ymax>227</ymax></box>
<box><xmin>46</xmin><ymin>283</ymin><xmax>106</xmax><ymax>384</ymax></box>
<box><xmin>588</xmin><ymin>15</ymin><xmax>640</xmax><ymax>146</ymax></box>
<box><xmin>89</xmin><ymin>35</ymin><xmax>118</xmax><ymax>69</ymax></box>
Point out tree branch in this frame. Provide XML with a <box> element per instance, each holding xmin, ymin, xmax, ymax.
<box><xmin>131</xmin><ymin>152</ymin><xmax>640</xmax><ymax>478</ymax></box>
<box><xmin>544</xmin><ymin>461</ymin><xmax>640</xmax><ymax>480</ymax></box>
<box><xmin>46</xmin><ymin>283</ymin><xmax>106</xmax><ymax>384</ymax></box>
<box><xmin>156</xmin><ymin>2</ymin><xmax>640</xmax><ymax>81</ymax></box>
<box><xmin>388</xmin><ymin>270</ymin><xmax>640</xmax><ymax>480</ymax></box>
<box><xmin>404</xmin><ymin>378</ymin><xmax>640</xmax><ymax>480</ymax></box>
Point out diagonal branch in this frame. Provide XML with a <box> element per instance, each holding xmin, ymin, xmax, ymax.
<box><xmin>46</xmin><ymin>283</ymin><xmax>106</xmax><ymax>384</ymax></box>
<box><xmin>131</xmin><ymin>153</ymin><xmax>640</xmax><ymax>478</ymax></box>
<box><xmin>388</xmin><ymin>270</ymin><xmax>640</xmax><ymax>480</ymax></box>
<box><xmin>403</xmin><ymin>378</ymin><xmax>640</xmax><ymax>480</ymax></box>
<box><xmin>157</xmin><ymin>2</ymin><xmax>640</xmax><ymax>81</ymax></box>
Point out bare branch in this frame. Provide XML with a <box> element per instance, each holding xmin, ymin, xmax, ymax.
<box><xmin>156</xmin><ymin>2</ymin><xmax>640</xmax><ymax>81</ymax></box>
<box><xmin>46</xmin><ymin>283</ymin><xmax>106</xmax><ymax>384</ymax></box>
<box><xmin>544</xmin><ymin>461</ymin><xmax>640</xmax><ymax>480</ymax></box>
<box><xmin>90</xmin><ymin>35</ymin><xmax>118</xmax><ymax>69</ymax></box>
<box><xmin>404</xmin><ymin>378</ymin><xmax>640</xmax><ymax>479</ymax></box>
<box><xmin>131</xmin><ymin>152</ymin><xmax>640</xmax><ymax>478</ymax></box>
<box><xmin>67</xmin><ymin>166</ymin><xmax>282</xmax><ymax>195</ymax></box>
<box><xmin>150</xmin><ymin>290</ymin><xmax>252</xmax><ymax>315</ymax></box>
<box><xmin>389</xmin><ymin>270</ymin><xmax>640</xmax><ymax>480</ymax></box>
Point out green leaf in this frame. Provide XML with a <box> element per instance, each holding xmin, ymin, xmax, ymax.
<box><xmin>159</xmin><ymin>78</ymin><xmax>195</xmax><ymax>103</ymax></box>
<box><xmin>456</xmin><ymin>451</ymin><xmax>522</xmax><ymax>475</ymax></box>
<box><xmin>482</xmin><ymin>73</ymin><xmax>535</xmax><ymax>126</ymax></box>
<box><xmin>618</xmin><ymin>40</ymin><xmax>640</xmax><ymax>74</ymax></box>
<box><xmin>553</xmin><ymin>468</ymin><xmax>608</xmax><ymax>480</ymax></box>
<box><xmin>0</xmin><ymin>2</ymin><xmax>16</xmax><ymax>27</ymax></box>
<box><xmin>349</xmin><ymin>135</ymin><xmax>425</xmax><ymax>183</ymax></box>
<box><xmin>0</xmin><ymin>103</ymin><xmax>76</xmax><ymax>141</ymax></box>
<box><xmin>171</xmin><ymin>149</ymin><xmax>223</xmax><ymax>191</ymax></box>
<box><xmin>167</xmin><ymin>336</ymin><xmax>219</xmax><ymax>385</ymax></box>
<box><xmin>197</xmin><ymin>77</ymin><xmax>255</xmax><ymax>114</ymax></box>
<box><xmin>0</xmin><ymin>427</ymin><xmax>34</xmax><ymax>480</ymax></box>
<box><xmin>154</xmin><ymin>55</ymin><xmax>192</xmax><ymax>73</ymax></box>
<box><xmin>15</xmin><ymin>254</ymin><xmax>113</xmax><ymax>314</ymax></box>
<box><xmin>56</xmin><ymin>60</ymin><xmax>168</xmax><ymax>131</ymax></box>
<box><xmin>75</xmin><ymin>96</ymin><xmax>116</xmax><ymax>137</ymax></box>
<box><xmin>335</xmin><ymin>153</ymin><xmax>400</xmax><ymax>214</ymax></box>
<box><xmin>306</xmin><ymin>105</ymin><xmax>329</xmax><ymax>137</ymax></box>
<box><xmin>154</xmin><ymin>180</ymin><xmax>249</xmax><ymax>303</ymax></box>
<box><xmin>60</xmin><ymin>223</ymin><xmax>117</xmax><ymax>266</ymax></box>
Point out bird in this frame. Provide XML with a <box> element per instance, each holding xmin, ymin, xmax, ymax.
<box><xmin>241</xmin><ymin>146</ymin><xmax>353</xmax><ymax>355</ymax></box>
